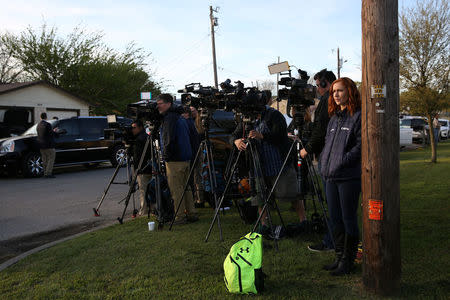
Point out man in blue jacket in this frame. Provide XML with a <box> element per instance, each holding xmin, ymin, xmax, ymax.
<box><xmin>157</xmin><ymin>94</ymin><xmax>198</xmax><ymax>224</ymax></box>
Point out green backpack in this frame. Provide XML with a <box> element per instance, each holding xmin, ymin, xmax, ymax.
<box><xmin>223</xmin><ymin>232</ymin><xmax>265</xmax><ymax>294</ymax></box>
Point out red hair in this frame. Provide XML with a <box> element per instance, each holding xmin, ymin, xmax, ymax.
<box><xmin>328</xmin><ymin>77</ymin><xmax>361</xmax><ymax>117</ymax></box>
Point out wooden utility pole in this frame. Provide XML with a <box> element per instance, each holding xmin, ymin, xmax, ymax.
<box><xmin>337</xmin><ymin>47</ymin><xmax>341</xmax><ymax>78</ymax></box>
<box><xmin>361</xmin><ymin>0</ymin><xmax>401</xmax><ymax>295</ymax></box>
<box><xmin>276</xmin><ymin>56</ymin><xmax>280</xmax><ymax>110</ymax></box>
<box><xmin>209</xmin><ymin>6</ymin><xmax>219</xmax><ymax>88</ymax></box>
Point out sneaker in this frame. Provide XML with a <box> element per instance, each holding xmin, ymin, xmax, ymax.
<box><xmin>308</xmin><ymin>243</ymin><xmax>333</xmax><ymax>252</ymax></box>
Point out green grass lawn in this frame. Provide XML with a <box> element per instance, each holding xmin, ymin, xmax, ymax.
<box><xmin>1</xmin><ymin>142</ymin><xmax>449</xmax><ymax>299</ymax></box>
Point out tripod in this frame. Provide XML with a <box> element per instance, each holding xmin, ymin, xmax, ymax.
<box><xmin>93</xmin><ymin>146</ymin><xmax>137</xmax><ymax>217</ymax></box>
<box><xmin>117</xmin><ymin>133</ymin><xmax>164</xmax><ymax>225</ymax></box>
<box><xmin>169</xmin><ymin>108</ymin><xmax>223</xmax><ymax>241</ymax></box>
<box><xmin>206</xmin><ymin>119</ymin><xmax>285</xmax><ymax>248</ymax></box>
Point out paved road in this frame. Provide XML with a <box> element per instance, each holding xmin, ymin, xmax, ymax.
<box><xmin>0</xmin><ymin>165</ymin><xmax>136</xmax><ymax>241</ymax></box>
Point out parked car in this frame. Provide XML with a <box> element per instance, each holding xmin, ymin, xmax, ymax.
<box><xmin>399</xmin><ymin>116</ymin><xmax>430</xmax><ymax>144</ymax></box>
<box><xmin>439</xmin><ymin>119</ymin><xmax>449</xmax><ymax>139</ymax></box>
<box><xmin>0</xmin><ymin>116</ymin><xmax>132</xmax><ymax>177</ymax></box>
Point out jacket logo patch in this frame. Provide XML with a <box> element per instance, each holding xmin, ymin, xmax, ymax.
<box><xmin>341</xmin><ymin>127</ymin><xmax>350</xmax><ymax>131</ymax></box>
<box><xmin>240</xmin><ymin>247</ymin><xmax>250</xmax><ymax>253</ymax></box>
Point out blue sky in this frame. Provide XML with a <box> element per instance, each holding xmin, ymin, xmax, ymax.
<box><xmin>0</xmin><ymin>0</ymin><xmax>416</xmax><ymax>95</ymax></box>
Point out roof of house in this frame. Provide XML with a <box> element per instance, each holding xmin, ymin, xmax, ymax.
<box><xmin>0</xmin><ymin>80</ymin><xmax>90</xmax><ymax>106</ymax></box>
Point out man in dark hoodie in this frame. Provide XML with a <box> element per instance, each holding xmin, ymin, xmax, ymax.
<box><xmin>36</xmin><ymin>112</ymin><xmax>58</xmax><ymax>178</ymax></box>
<box><xmin>157</xmin><ymin>94</ymin><xmax>197</xmax><ymax>224</ymax></box>
<box><xmin>300</xmin><ymin>69</ymin><xmax>337</xmax><ymax>252</ymax></box>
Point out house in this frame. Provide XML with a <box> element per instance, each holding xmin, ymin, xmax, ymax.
<box><xmin>0</xmin><ymin>81</ymin><xmax>90</xmax><ymax>136</ymax></box>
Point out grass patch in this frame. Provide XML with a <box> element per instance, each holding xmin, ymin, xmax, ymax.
<box><xmin>1</xmin><ymin>142</ymin><xmax>449</xmax><ymax>299</ymax></box>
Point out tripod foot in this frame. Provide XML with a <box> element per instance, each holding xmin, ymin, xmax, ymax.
<box><xmin>117</xmin><ymin>217</ymin><xmax>123</xmax><ymax>224</ymax></box>
<box><xmin>93</xmin><ymin>208</ymin><xmax>100</xmax><ymax>217</ymax></box>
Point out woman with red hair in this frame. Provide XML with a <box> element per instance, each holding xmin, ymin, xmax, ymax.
<box><xmin>320</xmin><ymin>77</ymin><xmax>362</xmax><ymax>276</ymax></box>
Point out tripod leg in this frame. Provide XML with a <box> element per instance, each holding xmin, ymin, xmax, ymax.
<box><xmin>251</xmin><ymin>139</ymin><xmax>297</xmax><ymax>233</ymax></box>
<box><xmin>205</xmin><ymin>148</ymin><xmax>243</xmax><ymax>242</ymax></box>
<box><xmin>118</xmin><ymin>137</ymin><xmax>151</xmax><ymax>224</ymax></box>
<box><xmin>205</xmin><ymin>140</ymin><xmax>223</xmax><ymax>241</ymax></box>
<box><xmin>129</xmin><ymin>161</ymin><xmax>138</xmax><ymax>218</ymax></box>
<box><xmin>299</xmin><ymin>138</ymin><xmax>335</xmax><ymax>249</ymax></box>
<box><xmin>93</xmin><ymin>158</ymin><xmax>123</xmax><ymax>216</ymax></box>
<box><xmin>169</xmin><ymin>142</ymin><xmax>204</xmax><ymax>230</ymax></box>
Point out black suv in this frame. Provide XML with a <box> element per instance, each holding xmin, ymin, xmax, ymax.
<box><xmin>0</xmin><ymin>116</ymin><xmax>132</xmax><ymax>177</ymax></box>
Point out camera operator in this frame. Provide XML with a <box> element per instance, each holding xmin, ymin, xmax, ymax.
<box><xmin>156</xmin><ymin>94</ymin><xmax>198</xmax><ymax>224</ymax></box>
<box><xmin>232</xmin><ymin>92</ymin><xmax>302</xmax><ymax>233</ymax></box>
<box><xmin>300</xmin><ymin>68</ymin><xmax>337</xmax><ymax>253</ymax></box>
<box><xmin>181</xmin><ymin>106</ymin><xmax>204</xmax><ymax>207</ymax></box>
<box><xmin>131</xmin><ymin>120</ymin><xmax>153</xmax><ymax>216</ymax></box>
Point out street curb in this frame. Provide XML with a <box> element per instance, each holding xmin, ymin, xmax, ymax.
<box><xmin>0</xmin><ymin>221</ymin><xmax>118</xmax><ymax>272</ymax></box>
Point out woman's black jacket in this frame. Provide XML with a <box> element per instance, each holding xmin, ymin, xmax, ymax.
<box><xmin>319</xmin><ymin>108</ymin><xmax>361</xmax><ymax>181</ymax></box>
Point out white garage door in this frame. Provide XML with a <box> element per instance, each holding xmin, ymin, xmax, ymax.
<box><xmin>46</xmin><ymin>109</ymin><xmax>79</xmax><ymax>120</ymax></box>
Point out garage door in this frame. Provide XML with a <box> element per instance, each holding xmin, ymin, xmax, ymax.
<box><xmin>46</xmin><ymin>109</ymin><xmax>79</xmax><ymax>120</ymax></box>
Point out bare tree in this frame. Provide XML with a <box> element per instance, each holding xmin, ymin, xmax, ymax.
<box><xmin>257</xmin><ymin>79</ymin><xmax>276</xmax><ymax>93</ymax></box>
<box><xmin>0</xmin><ymin>39</ymin><xmax>25</xmax><ymax>83</ymax></box>
<box><xmin>399</xmin><ymin>0</ymin><xmax>450</xmax><ymax>162</ymax></box>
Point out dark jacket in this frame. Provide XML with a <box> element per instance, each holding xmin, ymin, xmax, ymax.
<box><xmin>133</xmin><ymin>130</ymin><xmax>152</xmax><ymax>174</ymax></box>
<box><xmin>320</xmin><ymin>108</ymin><xmax>361</xmax><ymax>181</ymax></box>
<box><xmin>304</xmin><ymin>92</ymin><xmax>330</xmax><ymax>156</ymax></box>
<box><xmin>231</xmin><ymin>106</ymin><xmax>293</xmax><ymax>165</ymax></box>
<box><xmin>159</xmin><ymin>106</ymin><xmax>192</xmax><ymax>162</ymax></box>
<box><xmin>36</xmin><ymin>120</ymin><xmax>56</xmax><ymax>149</ymax></box>
<box><xmin>186</xmin><ymin>118</ymin><xmax>200</xmax><ymax>158</ymax></box>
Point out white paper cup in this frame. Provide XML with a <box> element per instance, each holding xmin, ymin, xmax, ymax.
<box><xmin>148</xmin><ymin>221</ymin><xmax>155</xmax><ymax>231</ymax></box>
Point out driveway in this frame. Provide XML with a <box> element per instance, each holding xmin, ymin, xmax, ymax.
<box><xmin>0</xmin><ymin>164</ymin><xmax>136</xmax><ymax>242</ymax></box>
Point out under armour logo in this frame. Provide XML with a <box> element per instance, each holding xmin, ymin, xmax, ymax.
<box><xmin>240</xmin><ymin>247</ymin><xmax>250</xmax><ymax>253</ymax></box>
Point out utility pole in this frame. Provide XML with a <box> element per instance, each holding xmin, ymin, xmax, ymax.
<box><xmin>210</xmin><ymin>6</ymin><xmax>219</xmax><ymax>88</ymax></box>
<box><xmin>361</xmin><ymin>0</ymin><xmax>400</xmax><ymax>295</ymax></box>
<box><xmin>337</xmin><ymin>47</ymin><xmax>341</xmax><ymax>78</ymax></box>
<box><xmin>276</xmin><ymin>56</ymin><xmax>280</xmax><ymax>110</ymax></box>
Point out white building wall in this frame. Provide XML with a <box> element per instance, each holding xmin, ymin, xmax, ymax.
<box><xmin>0</xmin><ymin>84</ymin><xmax>89</xmax><ymax>123</ymax></box>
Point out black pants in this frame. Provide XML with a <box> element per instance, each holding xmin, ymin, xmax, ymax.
<box><xmin>326</xmin><ymin>179</ymin><xmax>361</xmax><ymax>237</ymax></box>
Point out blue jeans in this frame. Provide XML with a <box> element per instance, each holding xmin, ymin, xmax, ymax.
<box><xmin>326</xmin><ymin>179</ymin><xmax>361</xmax><ymax>237</ymax></box>
<box><xmin>434</xmin><ymin>128</ymin><xmax>440</xmax><ymax>144</ymax></box>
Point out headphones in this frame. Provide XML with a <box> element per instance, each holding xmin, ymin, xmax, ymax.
<box><xmin>319</xmin><ymin>69</ymin><xmax>328</xmax><ymax>88</ymax></box>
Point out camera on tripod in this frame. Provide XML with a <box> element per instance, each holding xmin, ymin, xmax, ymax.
<box><xmin>178</xmin><ymin>79</ymin><xmax>269</xmax><ymax>120</ymax></box>
<box><xmin>104</xmin><ymin>115</ymin><xmax>135</xmax><ymax>145</ymax></box>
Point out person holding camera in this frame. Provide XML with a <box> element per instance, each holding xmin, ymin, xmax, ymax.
<box><xmin>232</xmin><ymin>92</ymin><xmax>302</xmax><ymax>232</ymax></box>
<box><xmin>300</xmin><ymin>69</ymin><xmax>337</xmax><ymax>252</ymax></box>
<box><xmin>157</xmin><ymin>94</ymin><xmax>198</xmax><ymax>224</ymax></box>
<box><xmin>320</xmin><ymin>77</ymin><xmax>361</xmax><ymax>276</ymax></box>
<box><xmin>131</xmin><ymin>120</ymin><xmax>153</xmax><ymax>216</ymax></box>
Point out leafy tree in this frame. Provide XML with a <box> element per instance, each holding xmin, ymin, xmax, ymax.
<box><xmin>1</xmin><ymin>23</ymin><xmax>161</xmax><ymax>115</ymax></box>
<box><xmin>399</xmin><ymin>0</ymin><xmax>450</xmax><ymax>162</ymax></box>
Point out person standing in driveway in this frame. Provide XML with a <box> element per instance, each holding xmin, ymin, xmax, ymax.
<box><xmin>37</xmin><ymin>112</ymin><xmax>57</xmax><ymax>178</ymax></box>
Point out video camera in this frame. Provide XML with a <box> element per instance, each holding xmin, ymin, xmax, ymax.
<box><xmin>104</xmin><ymin>101</ymin><xmax>162</xmax><ymax>145</ymax></box>
<box><xmin>178</xmin><ymin>79</ymin><xmax>269</xmax><ymax>117</ymax></box>
<box><xmin>278</xmin><ymin>69</ymin><xmax>316</xmax><ymax>115</ymax></box>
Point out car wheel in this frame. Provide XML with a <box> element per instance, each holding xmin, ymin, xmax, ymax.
<box><xmin>110</xmin><ymin>145</ymin><xmax>127</xmax><ymax>167</ymax></box>
<box><xmin>22</xmin><ymin>152</ymin><xmax>44</xmax><ymax>177</ymax></box>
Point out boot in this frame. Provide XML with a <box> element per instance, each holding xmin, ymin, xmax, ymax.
<box><xmin>323</xmin><ymin>228</ymin><xmax>345</xmax><ymax>271</ymax></box>
<box><xmin>331</xmin><ymin>234</ymin><xmax>359</xmax><ymax>276</ymax></box>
